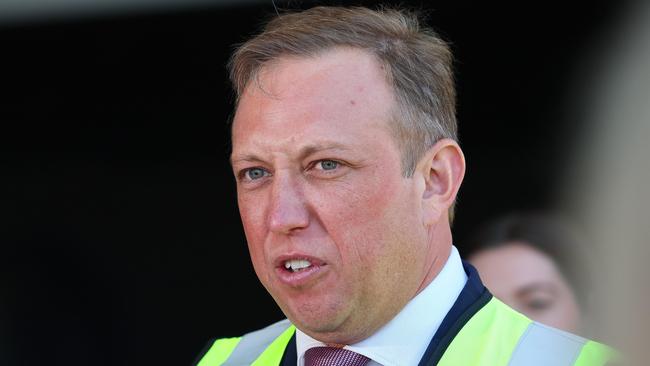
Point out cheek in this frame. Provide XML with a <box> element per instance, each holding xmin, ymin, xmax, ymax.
<box><xmin>313</xmin><ymin>179</ymin><xmax>419</xmax><ymax>278</ymax></box>
<box><xmin>554</xmin><ymin>286</ymin><xmax>581</xmax><ymax>321</ymax></box>
<box><xmin>315</xmin><ymin>172</ymin><xmax>408</xmax><ymax>229</ymax></box>
<box><xmin>238</xmin><ymin>193</ymin><xmax>269</xmax><ymax>264</ymax></box>
<box><xmin>312</xmin><ymin>182</ymin><xmax>392</xmax><ymax>258</ymax></box>
<box><xmin>238</xmin><ymin>191</ymin><xmax>268</xmax><ymax>236</ymax></box>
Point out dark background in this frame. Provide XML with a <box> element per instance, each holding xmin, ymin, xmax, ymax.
<box><xmin>0</xmin><ymin>1</ymin><xmax>628</xmax><ymax>365</ymax></box>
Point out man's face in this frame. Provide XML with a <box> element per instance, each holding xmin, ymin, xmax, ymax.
<box><xmin>231</xmin><ymin>48</ymin><xmax>431</xmax><ymax>343</ymax></box>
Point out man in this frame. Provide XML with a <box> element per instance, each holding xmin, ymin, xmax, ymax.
<box><xmin>196</xmin><ymin>6</ymin><xmax>612</xmax><ymax>366</ymax></box>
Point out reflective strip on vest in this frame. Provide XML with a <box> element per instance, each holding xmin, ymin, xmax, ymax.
<box><xmin>507</xmin><ymin>322</ymin><xmax>587</xmax><ymax>366</ymax></box>
<box><xmin>221</xmin><ymin>319</ymin><xmax>294</xmax><ymax>366</ymax></box>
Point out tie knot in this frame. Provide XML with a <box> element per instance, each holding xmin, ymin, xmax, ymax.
<box><xmin>304</xmin><ymin>346</ymin><xmax>370</xmax><ymax>366</ymax></box>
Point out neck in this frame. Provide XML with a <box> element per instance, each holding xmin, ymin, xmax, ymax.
<box><xmin>415</xmin><ymin>220</ymin><xmax>453</xmax><ymax>295</ymax></box>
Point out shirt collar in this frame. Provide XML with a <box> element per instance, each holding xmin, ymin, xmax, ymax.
<box><xmin>295</xmin><ymin>245</ymin><xmax>467</xmax><ymax>366</ymax></box>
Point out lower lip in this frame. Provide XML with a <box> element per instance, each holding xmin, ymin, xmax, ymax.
<box><xmin>275</xmin><ymin>264</ymin><xmax>327</xmax><ymax>287</ymax></box>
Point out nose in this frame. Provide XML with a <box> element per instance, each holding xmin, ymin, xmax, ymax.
<box><xmin>268</xmin><ymin>173</ymin><xmax>310</xmax><ymax>234</ymax></box>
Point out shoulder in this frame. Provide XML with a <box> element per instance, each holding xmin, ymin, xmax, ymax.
<box><xmin>489</xmin><ymin>299</ymin><xmax>614</xmax><ymax>366</ymax></box>
<box><xmin>440</xmin><ymin>297</ymin><xmax>614</xmax><ymax>366</ymax></box>
<box><xmin>194</xmin><ymin>319</ymin><xmax>295</xmax><ymax>366</ymax></box>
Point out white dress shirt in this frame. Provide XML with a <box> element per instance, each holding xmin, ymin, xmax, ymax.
<box><xmin>296</xmin><ymin>245</ymin><xmax>467</xmax><ymax>366</ymax></box>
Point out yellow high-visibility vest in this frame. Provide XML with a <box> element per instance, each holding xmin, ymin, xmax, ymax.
<box><xmin>196</xmin><ymin>297</ymin><xmax>612</xmax><ymax>366</ymax></box>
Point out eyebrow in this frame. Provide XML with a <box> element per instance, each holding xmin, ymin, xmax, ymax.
<box><xmin>515</xmin><ymin>282</ymin><xmax>558</xmax><ymax>298</ymax></box>
<box><xmin>230</xmin><ymin>142</ymin><xmax>352</xmax><ymax>166</ymax></box>
<box><xmin>230</xmin><ymin>154</ymin><xmax>264</xmax><ymax>166</ymax></box>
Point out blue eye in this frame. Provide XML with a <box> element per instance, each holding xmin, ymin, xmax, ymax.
<box><xmin>245</xmin><ymin>168</ymin><xmax>267</xmax><ymax>180</ymax></box>
<box><xmin>319</xmin><ymin>160</ymin><xmax>339</xmax><ymax>170</ymax></box>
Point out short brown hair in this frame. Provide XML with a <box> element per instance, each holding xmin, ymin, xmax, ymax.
<box><xmin>229</xmin><ymin>6</ymin><xmax>457</xmax><ymax>177</ymax></box>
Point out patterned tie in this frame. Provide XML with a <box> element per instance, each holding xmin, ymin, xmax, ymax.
<box><xmin>304</xmin><ymin>346</ymin><xmax>370</xmax><ymax>366</ymax></box>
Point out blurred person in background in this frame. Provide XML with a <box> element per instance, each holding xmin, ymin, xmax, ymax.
<box><xmin>563</xmin><ymin>0</ymin><xmax>650</xmax><ymax>363</ymax></box>
<box><xmin>466</xmin><ymin>213</ymin><xmax>589</xmax><ymax>335</ymax></box>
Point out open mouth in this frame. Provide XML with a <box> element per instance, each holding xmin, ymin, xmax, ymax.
<box><xmin>274</xmin><ymin>255</ymin><xmax>327</xmax><ymax>285</ymax></box>
<box><xmin>282</xmin><ymin>259</ymin><xmax>314</xmax><ymax>273</ymax></box>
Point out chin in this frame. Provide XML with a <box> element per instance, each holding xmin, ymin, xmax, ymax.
<box><xmin>298</xmin><ymin>319</ymin><xmax>370</xmax><ymax>345</ymax></box>
<box><xmin>283</xmin><ymin>298</ymin><xmax>349</xmax><ymax>335</ymax></box>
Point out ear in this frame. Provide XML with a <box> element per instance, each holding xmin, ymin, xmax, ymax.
<box><xmin>416</xmin><ymin>139</ymin><xmax>466</xmax><ymax>226</ymax></box>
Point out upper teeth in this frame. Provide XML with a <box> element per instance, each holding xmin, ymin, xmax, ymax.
<box><xmin>284</xmin><ymin>259</ymin><xmax>312</xmax><ymax>271</ymax></box>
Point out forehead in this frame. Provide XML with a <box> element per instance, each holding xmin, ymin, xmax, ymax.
<box><xmin>254</xmin><ymin>47</ymin><xmax>390</xmax><ymax>100</ymax></box>
<box><xmin>231</xmin><ymin>48</ymin><xmax>397</xmax><ymax>153</ymax></box>
<box><xmin>474</xmin><ymin>243</ymin><xmax>563</xmax><ymax>287</ymax></box>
